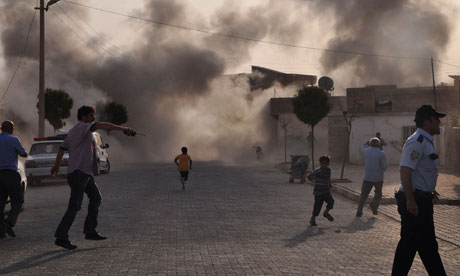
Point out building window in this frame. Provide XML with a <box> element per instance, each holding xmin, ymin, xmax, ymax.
<box><xmin>402</xmin><ymin>126</ymin><xmax>417</xmax><ymax>144</ymax></box>
<box><xmin>375</xmin><ymin>95</ymin><xmax>392</xmax><ymax>111</ymax></box>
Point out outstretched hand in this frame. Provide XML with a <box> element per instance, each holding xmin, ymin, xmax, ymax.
<box><xmin>123</xmin><ymin>128</ymin><xmax>136</xmax><ymax>136</ymax></box>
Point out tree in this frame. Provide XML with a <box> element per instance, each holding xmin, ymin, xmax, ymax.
<box><xmin>339</xmin><ymin>104</ymin><xmax>355</xmax><ymax>180</ymax></box>
<box><xmin>292</xmin><ymin>86</ymin><xmax>331</xmax><ymax>170</ymax></box>
<box><xmin>280</xmin><ymin>115</ymin><xmax>290</xmax><ymax>163</ymax></box>
<box><xmin>96</xmin><ymin>101</ymin><xmax>128</xmax><ymax>129</ymax></box>
<box><xmin>40</xmin><ymin>88</ymin><xmax>73</xmax><ymax>131</ymax></box>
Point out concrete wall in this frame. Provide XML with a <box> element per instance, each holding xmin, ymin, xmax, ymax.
<box><xmin>347</xmin><ymin>85</ymin><xmax>459</xmax><ymax>115</ymax></box>
<box><xmin>445</xmin><ymin>126</ymin><xmax>460</xmax><ymax>171</ymax></box>
<box><xmin>349</xmin><ymin>115</ymin><xmax>415</xmax><ymax>164</ymax></box>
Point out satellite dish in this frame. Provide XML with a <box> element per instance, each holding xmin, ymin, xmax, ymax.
<box><xmin>318</xmin><ymin>76</ymin><xmax>334</xmax><ymax>91</ymax></box>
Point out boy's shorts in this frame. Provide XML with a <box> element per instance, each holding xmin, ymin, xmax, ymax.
<box><xmin>180</xmin><ymin>171</ymin><xmax>189</xmax><ymax>181</ymax></box>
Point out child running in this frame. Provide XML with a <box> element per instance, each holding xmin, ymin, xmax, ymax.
<box><xmin>308</xmin><ymin>155</ymin><xmax>335</xmax><ymax>226</ymax></box>
<box><xmin>174</xmin><ymin>147</ymin><xmax>192</xmax><ymax>190</ymax></box>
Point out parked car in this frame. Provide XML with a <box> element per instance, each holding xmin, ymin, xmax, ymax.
<box><xmin>25</xmin><ymin>138</ymin><xmax>69</xmax><ymax>185</ymax></box>
<box><xmin>91</xmin><ymin>132</ymin><xmax>110</xmax><ymax>175</ymax></box>
<box><xmin>25</xmin><ymin>132</ymin><xmax>110</xmax><ymax>184</ymax></box>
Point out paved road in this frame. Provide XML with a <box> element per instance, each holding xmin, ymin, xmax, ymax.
<box><xmin>1</xmin><ymin>162</ymin><xmax>459</xmax><ymax>275</ymax></box>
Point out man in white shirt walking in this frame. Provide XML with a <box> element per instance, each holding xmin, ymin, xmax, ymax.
<box><xmin>356</xmin><ymin>137</ymin><xmax>388</xmax><ymax>217</ymax></box>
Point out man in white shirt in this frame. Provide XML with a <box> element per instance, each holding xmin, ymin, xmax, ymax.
<box><xmin>356</xmin><ymin>137</ymin><xmax>388</xmax><ymax>217</ymax></box>
<box><xmin>392</xmin><ymin>105</ymin><xmax>446</xmax><ymax>275</ymax></box>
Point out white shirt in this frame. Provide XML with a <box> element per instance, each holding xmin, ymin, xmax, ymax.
<box><xmin>362</xmin><ymin>144</ymin><xmax>388</xmax><ymax>182</ymax></box>
<box><xmin>399</xmin><ymin>128</ymin><xmax>438</xmax><ymax>192</ymax></box>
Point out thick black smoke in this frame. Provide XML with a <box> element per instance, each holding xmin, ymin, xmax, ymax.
<box><xmin>0</xmin><ymin>0</ymin><xmax>307</xmax><ymax>161</ymax></box>
<box><xmin>313</xmin><ymin>0</ymin><xmax>451</xmax><ymax>86</ymax></box>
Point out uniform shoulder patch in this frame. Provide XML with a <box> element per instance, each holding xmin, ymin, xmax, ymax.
<box><xmin>410</xmin><ymin>151</ymin><xmax>420</xmax><ymax>161</ymax></box>
<box><xmin>417</xmin><ymin>135</ymin><xmax>424</xmax><ymax>143</ymax></box>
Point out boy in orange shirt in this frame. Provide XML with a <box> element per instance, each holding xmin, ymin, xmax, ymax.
<box><xmin>174</xmin><ymin>147</ymin><xmax>192</xmax><ymax>190</ymax></box>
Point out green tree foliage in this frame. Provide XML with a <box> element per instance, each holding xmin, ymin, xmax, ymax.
<box><xmin>96</xmin><ymin>101</ymin><xmax>128</xmax><ymax>126</ymax></box>
<box><xmin>292</xmin><ymin>86</ymin><xmax>331</xmax><ymax>170</ymax></box>
<box><xmin>41</xmin><ymin>88</ymin><xmax>73</xmax><ymax>131</ymax></box>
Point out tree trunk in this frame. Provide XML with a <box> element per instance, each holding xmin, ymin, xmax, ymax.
<box><xmin>340</xmin><ymin>127</ymin><xmax>351</xmax><ymax>179</ymax></box>
<box><xmin>311</xmin><ymin>125</ymin><xmax>315</xmax><ymax>171</ymax></box>
<box><xmin>284</xmin><ymin>128</ymin><xmax>287</xmax><ymax>162</ymax></box>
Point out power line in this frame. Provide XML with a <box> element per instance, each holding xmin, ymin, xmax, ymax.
<box><xmin>435</xmin><ymin>59</ymin><xmax>460</xmax><ymax>70</ymax></box>
<box><xmin>57</xmin><ymin>2</ymin><xmax>128</xmax><ymax>59</ymax></box>
<box><xmin>1</xmin><ymin>10</ymin><xmax>37</xmax><ymax>103</ymax></box>
<box><xmin>49</xmin><ymin>8</ymin><xmax>124</xmax><ymax>65</ymax></box>
<box><xmin>62</xmin><ymin>0</ymin><xmax>435</xmax><ymax>62</ymax></box>
<box><xmin>54</xmin><ymin>4</ymin><xmax>123</xmax><ymax>61</ymax></box>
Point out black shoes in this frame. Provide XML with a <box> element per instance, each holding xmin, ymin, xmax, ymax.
<box><xmin>356</xmin><ymin>211</ymin><xmax>363</xmax><ymax>217</ymax></box>
<box><xmin>371</xmin><ymin>208</ymin><xmax>378</xmax><ymax>215</ymax></box>
<box><xmin>55</xmin><ymin>239</ymin><xmax>77</xmax><ymax>250</ymax></box>
<box><xmin>309</xmin><ymin>218</ymin><xmax>317</xmax><ymax>226</ymax></box>
<box><xmin>85</xmin><ymin>232</ymin><xmax>107</xmax><ymax>240</ymax></box>
<box><xmin>55</xmin><ymin>233</ymin><xmax>106</xmax><ymax>249</ymax></box>
<box><xmin>4</xmin><ymin>222</ymin><xmax>15</xmax><ymax>237</ymax></box>
<box><xmin>323</xmin><ymin>213</ymin><xmax>334</xmax><ymax>221</ymax></box>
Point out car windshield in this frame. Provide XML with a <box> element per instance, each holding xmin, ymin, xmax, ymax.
<box><xmin>29</xmin><ymin>142</ymin><xmax>62</xmax><ymax>155</ymax></box>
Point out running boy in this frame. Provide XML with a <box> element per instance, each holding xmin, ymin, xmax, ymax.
<box><xmin>174</xmin><ymin>147</ymin><xmax>192</xmax><ymax>190</ymax></box>
<box><xmin>308</xmin><ymin>155</ymin><xmax>335</xmax><ymax>226</ymax></box>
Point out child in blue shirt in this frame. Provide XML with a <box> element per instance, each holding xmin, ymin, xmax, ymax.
<box><xmin>308</xmin><ymin>155</ymin><xmax>335</xmax><ymax>226</ymax></box>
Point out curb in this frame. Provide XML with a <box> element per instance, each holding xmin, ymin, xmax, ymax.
<box><xmin>331</xmin><ymin>184</ymin><xmax>460</xmax><ymax>206</ymax></box>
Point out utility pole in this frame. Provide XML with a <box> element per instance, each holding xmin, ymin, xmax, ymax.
<box><xmin>36</xmin><ymin>0</ymin><xmax>45</xmax><ymax>137</ymax></box>
<box><xmin>431</xmin><ymin>57</ymin><xmax>437</xmax><ymax>109</ymax></box>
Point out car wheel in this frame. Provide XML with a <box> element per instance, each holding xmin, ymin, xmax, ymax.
<box><xmin>104</xmin><ymin>159</ymin><xmax>110</xmax><ymax>174</ymax></box>
<box><xmin>21</xmin><ymin>182</ymin><xmax>25</xmax><ymax>211</ymax></box>
<box><xmin>27</xmin><ymin>177</ymin><xmax>40</xmax><ymax>186</ymax></box>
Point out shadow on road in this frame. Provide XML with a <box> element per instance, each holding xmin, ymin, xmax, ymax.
<box><xmin>344</xmin><ymin>217</ymin><xmax>377</xmax><ymax>233</ymax></box>
<box><xmin>454</xmin><ymin>184</ymin><xmax>460</xmax><ymax>198</ymax></box>
<box><xmin>0</xmin><ymin>248</ymin><xmax>96</xmax><ymax>275</ymax></box>
<box><xmin>284</xmin><ymin>226</ymin><xmax>325</xmax><ymax>248</ymax></box>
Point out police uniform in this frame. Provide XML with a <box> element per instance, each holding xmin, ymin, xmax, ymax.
<box><xmin>392</xmin><ymin>128</ymin><xmax>446</xmax><ymax>276</ymax></box>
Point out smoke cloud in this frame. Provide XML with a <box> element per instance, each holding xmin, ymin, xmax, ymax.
<box><xmin>0</xmin><ymin>0</ymin><xmax>307</xmax><ymax>162</ymax></box>
<box><xmin>312</xmin><ymin>0</ymin><xmax>452</xmax><ymax>86</ymax></box>
<box><xmin>2</xmin><ymin>0</ymin><xmax>453</xmax><ymax>162</ymax></box>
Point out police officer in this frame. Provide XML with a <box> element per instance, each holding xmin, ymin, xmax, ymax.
<box><xmin>391</xmin><ymin>105</ymin><xmax>446</xmax><ymax>276</ymax></box>
<box><xmin>0</xmin><ymin>120</ymin><xmax>27</xmax><ymax>239</ymax></box>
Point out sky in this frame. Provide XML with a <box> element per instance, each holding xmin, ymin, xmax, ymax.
<box><xmin>0</xmin><ymin>0</ymin><xmax>459</xmax><ymax>161</ymax></box>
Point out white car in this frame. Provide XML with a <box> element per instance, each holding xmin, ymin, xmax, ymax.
<box><xmin>25</xmin><ymin>132</ymin><xmax>110</xmax><ymax>184</ymax></box>
<box><xmin>25</xmin><ymin>139</ymin><xmax>69</xmax><ymax>185</ymax></box>
<box><xmin>91</xmin><ymin>132</ymin><xmax>110</xmax><ymax>175</ymax></box>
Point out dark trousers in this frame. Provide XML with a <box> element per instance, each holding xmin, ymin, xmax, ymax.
<box><xmin>0</xmin><ymin>170</ymin><xmax>23</xmax><ymax>235</ymax></box>
<box><xmin>312</xmin><ymin>192</ymin><xmax>334</xmax><ymax>217</ymax></box>
<box><xmin>55</xmin><ymin>170</ymin><xmax>102</xmax><ymax>240</ymax></box>
<box><xmin>392</xmin><ymin>191</ymin><xmax>446</xmax><ymax>276</ymax></box>
<box><xmin>357</xmin><ymin>180</ymin><xmax>383</xmax><ymax>213</ymax></box>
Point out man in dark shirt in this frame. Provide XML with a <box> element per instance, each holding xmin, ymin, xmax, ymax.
<box><xmin>0</xmin><ymin>120</ymin><xmax>27</xmax><ymax>238</ymax></box>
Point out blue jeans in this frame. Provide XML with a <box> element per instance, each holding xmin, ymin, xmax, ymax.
<box><xmin>55</xmin><ymin>170</ymin><xmax>101</xmax><ymax>240</ymax></box>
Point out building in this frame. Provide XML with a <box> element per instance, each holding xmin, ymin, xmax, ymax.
<box><xmin>347</xmin><ymin>76</ymin><xmax>460</xmax><ymax>166</ymax></box>
<box><xmin>270</xmin><ymin>76</ymin><xmax>460</xmax><ymax>169</ymax></box>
